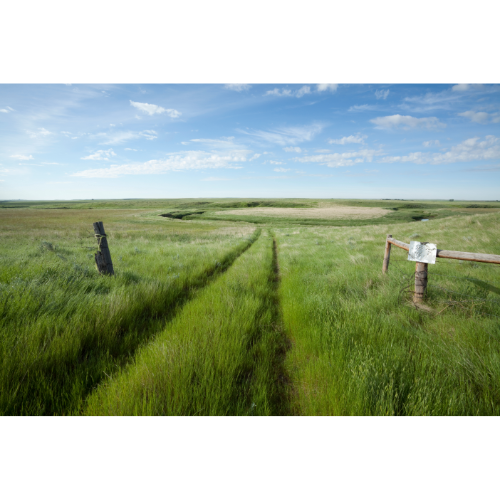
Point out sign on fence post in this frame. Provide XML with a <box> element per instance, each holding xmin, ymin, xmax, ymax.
<box><xmin>408</xmin><ymin>241</ymin><xmax>436</xmax><ymax>302</ymax></box>
<box><xmin>93</xmin><ymin>221</ymin><xmax>114</xmax><ymax>276</ymax></box>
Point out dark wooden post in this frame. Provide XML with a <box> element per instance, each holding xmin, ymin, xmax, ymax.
<box><xmin>414</xmin><ymin>262</ymin><xmax>428</xmax><ymax>303</ymax></box>
<box><xmin>382</xmin><ymin>234</ymin><xmax>392</xmax><ymax>273</ymax></box>
<box><xmin>93</xmin><ymin>221</ymin><xmax>114</xmax><ymax>275</ymax></box>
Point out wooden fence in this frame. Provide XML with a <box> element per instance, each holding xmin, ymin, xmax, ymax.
<box><xmin>382</xmin><ymin>234</ymin><xmax>500</xmax><ymax>303</ymax></box>
<box><xmin>93</xmin><ymin>221</ymin><xmax>114</xmax><ymax>275</ymax></box>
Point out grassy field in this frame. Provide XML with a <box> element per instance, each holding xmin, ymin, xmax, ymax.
<box><xmin>1</xmin><ymin>199</ymin><xmax>500</xmax><ymax>415</ymax></box>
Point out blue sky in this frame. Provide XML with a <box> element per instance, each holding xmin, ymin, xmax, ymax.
<box><xmin>1</xmin><ymin>83</ymin><xmax>499</xmax><ymax>200</ymax></box>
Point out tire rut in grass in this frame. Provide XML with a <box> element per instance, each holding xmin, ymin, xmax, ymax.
<box><xmin>240</xmin><ymin>234</ymin><xmax>293</xmax><ymax>416</ymax></box>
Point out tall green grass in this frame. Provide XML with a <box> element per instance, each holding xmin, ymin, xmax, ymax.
<box><xmin>277</xmin><ymin>212</ymin><xmax>500</xmax><ymax>415</ymax></box>
<box><xmin>84</xmin><ymin>232</ymin><xmax>289</xmax><ymax>416</ymax></box>
<box><xmin>2</xmin><ymin>205</ymin><xmax>500</xmax><ymax>416</ymax></box>
<box><xmin>0</xmin><ymin>209</ymin><xmax>258</xmax><ymax>415</ymax></box>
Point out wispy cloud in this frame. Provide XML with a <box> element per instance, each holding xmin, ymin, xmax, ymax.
<box><xmin>399</xmin><ymin>89</ymin><xmax>470</xmax><ymax>113</ymax></box>
<box><xmin>283</xmin><ymin>147</ymin><xmax>302</xmax><ymax>153</ymax></box>
<box><xmin>452</xmin><ymin>84</ymin><xmax>485</xmax><ymax>92</ymax></box>
<box><xmin>202</xmin><ymin>177</ymin><xmax>232</xmax><ymax>181</ymax></box>
<box><xmin>81</xmin><ymin>149</ymin><xmax>116</xmax><ymax>161</ymax></box>
<box><xmin>296</xmin><ymin>86</ymin><xmax>311</xmax><ymax>98</ymax></box>
<box><xmin>91</xmin><ymin>130</ymin><xmax>158</xmax><ymax>145</ymax></box>
<box><xmin>130</xmin><ymin>100</ymin><xmax>181</xmax><ymax>118</ymax></box>
<box><xmin>0</xmin><ymin>106</ymin><xmax>14</xmax><ymax>113</ymax></box>
<box><xmin>10</xmin><ymin>154</ymin><xmax>34</xmax><ymax>160</ymax></box>
<box><xmin>187</xmin><ymin>137</ymin><xmax>239</xmax><ymax>149</ymax></box>
<box><xmin>265</xmin><ymin>85</ymin><xmax>334</xmax><ymax>98</ymax></box>
<box><xmin>28</xmin><ymin>127</ymin><xmax>52</xmax><ymax>139</ymax></box>
<box><xmin>224</xmin><ymin>84</ymin><xmax>251</xmax><ymax>91</ymax></box>
<box><xmin>264</xmin><ymin>88</ymin><xmax>293</xmax><ymax>97</ymax></box>
<box><xmin>423</xmin><ymin>140</ymin><xmax>440</xmax><ymax>147</ymax></box>
<box><xmin>316</xmin><ymin>84</ymin><xmax>338</xmax><ymax>93</ymax></box>
<box><xmin>71</xmin><ymin>150</ymin><xmax>252</xmax><ymax>178</ymax></box>
<box><xmin>294</xmin><ymin>149</ymin><xmax>381</xmax><ymax>168</ymax></box>
<box><xmin>273</xmin><ymin>167</ymin><xmax>291</xmax><ymax>172</ymax></box>
<box><xmin>270</xmin><ymin>160</ymin><xmax>285</xmax><ymax>165</ymax></box>
<box><xmin>329</xmin><ymin>134</ymin><xmax>366</xmax><ymax>145</ymax></box>
<box><xmin>240</xmin><ymin>123</ymin><xmax>325</xmax><ymax>146</ymax></box>
<box><xmin>348</xmin><ymin>104</ymin><xmax>377</xmax><ymax>112</ymax></box>
<box><xmin>459</xmin><ymin>110</ymin><xmax>500</xmax><ymax>124</ymax></box>
<box><xmin>375</xmin><ymin>89</ymin><xmax>390</xmax><ymax>100</ymax></box>
<box><xmin>380</xmin><ymin>135</ymin><xmax>500</xmax><ymax>165</ymax></box>
<box><xmin>371</xmin><ymin>114</ymin><xmax>445</xmax><ymax>130</ymax></box>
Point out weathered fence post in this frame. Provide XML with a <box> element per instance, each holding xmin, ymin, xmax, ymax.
<box><xmin>93</xmin><ymin>221</ymin><xmax>114</xmax><ymax>275</ymax></box>
<box><xmin>414</xmin><ymin>262</ymin><xmax>428</xmax><ymax>303</ymax></box>
<box><xmin>382</xmin><ymin>234</ymin><xmax>392</xmax><ymax>273</ymax></box>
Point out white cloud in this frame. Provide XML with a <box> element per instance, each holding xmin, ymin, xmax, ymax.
<box><xmin>141</xmin><ymin>130</ymin><xmax>158</xmax><ymax>140</ymax></box>
<box><xmin>81</xmin><ymin>149</ymin><xmax>116</xmax><ymax>161</ymax></box>
<box><xmin>364</xmin><ymin>169</ymin><xmax>379</xmax><ymax>173</ymax></box>
<box><xmin>125</xmin><ymin>148</ymin><xmax>137</xmax><ymax>151</ymax></box>
<box><xmin>270</xmin><ymin>160</ymin><xmax>285</xmax><ymax>165</ymax></box>
<box><xmin>315</xmin><ymin>149</ymin><xmax>330</xmax><ymax>153</ymax></box>
<box><xmin>452</xmin><ymin>84</ymin><xmax>484</xmax><ymax>92</ymax></box>
<box><xmin>224</xmin><ymin>84</ymin><xmax>251</xmax><ymax>91</ymax></box>
<box><xmin>375</xmin><ymin>89</ymin><xmax>390</xmax><ymax>100</ymax></box>
<box><xmin>423</xmin><ymin>140</ymin><xmax>440</xmax><ymax>147</ymax></box>
<box><xmin>265</xmin><ymin>84</ymin><xmax>337</xmax><ymax>98</ymax></box>
<box><xmin>316</xmin><ymin>84</ymin><xmax>338</xmax><ymax>93</ymax></box>
<box><xmin>240</xmin><ymin>123</ymin><xmax>324</xmax><ymax>146</ymax></box>
<box><xmin>371</xmin><ymin>114</ymin><xmax>446</xmax><ymax>130</ymax></box>
<box><xmin>71</xmin><ymin>150</ymin><xmax>252</xmax><ymax>178</ymax></box>
<box><xmin>10</xmin><ymin>154</ymin><xmax>34</xmax><ymax>160</ymax></box>
<box><xmin>42</xmin><ymin>162</ymin><xmax>60</xmax><ymax>165</ymax></box>
<box><xmin>130</xmin><ymin>100</ymin><xmax>181</xmax><ymax>118</ymax></box>
<box><xmin>294</xmin><ymin>149</ymin><xmax>381</xmax><ymax>168</ymax></box>
<box><xmin>348</xmin><ymin>104</ymin><xmax>377</xmax><ymax>112</ymax></box>
<box><xmin>188</xmin><ymin>137</ymin><xmax>238</xmax><ymax>149</ymax></box>
<box><xmin>273</xmin><ymin>167</ymin><xmax>291</xmax><ymax>172</ymax></box>
<box><xmin>264</xmin><ymin>88</ymin><xmax>293</xmax><ymax>97</ymax></box>
<box><xmin>380</xmin><ymin>135</ymin><xmax>500</xmax><ymax>165</ymax></box>
<box><xmin>0</xmin><ymin>106</ymin><xmax>14</xmax><ymax>113</ymax></box>
<box><xmin>92</xmin><ymin>130</ymin><xmax>158</xmax><ymax>144</ymax></box>
<box><xmin>296</xmin><ymin>85</ymin><xmax>311</xmax><ymax>98</ymax></box>
<box><xmin>459</xmin><ymin>110</ymin><xmax>500</xmax><ymax>124</ymax></box>
<box><xmin>328</xmin><ymin>134</ymin><xmax>366</xmax><ymax>145</ymax></box>
<box><xmin>283</xmin><ymin>147</ymin><xmax>302</xmax><ymax>153</ymax></box>
<box><xmin>203</xmin><ymin>177</ymin><xmax>232</xmax><ymax>181</ymax></box>
<box><xmin>399</xmin><ymin>88</ymin><xmax>480</xmax><ymax>113</ymax></box>
<box><xmin>28</xmin><ymin>127</ymin><xmax>52</xmax><ymax>139</ymax></box>
<box><xmin>61</xmin><ymin>131</ymin><xmax>73</xmax><ymax>137</ymax></box>
<box><xmin>249</xmin><ymin>153</ymin><xmax>261</xmax><ymax>161</ymax></box>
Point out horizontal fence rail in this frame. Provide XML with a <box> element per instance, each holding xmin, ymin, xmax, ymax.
<box><xmin>382</xmin><ymin>234</ymin><xmax>500</xmax><ymax>303</ymax></box>
<box><xmin>386</xmin><ymin>237</ymin><xmax>500</xmax><ymax>265</ymax></box>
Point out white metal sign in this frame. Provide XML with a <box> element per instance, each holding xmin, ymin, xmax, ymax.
<box><xmin>408</xmin><ymin>241</ymin><xmax>437</xmax><ymax>264</ymax></box>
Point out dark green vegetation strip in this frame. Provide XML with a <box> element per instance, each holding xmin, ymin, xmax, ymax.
<box><xmin>277</xmin><ymin>213</ymin><xmax>500</xmax><ymax>415</ymax></box>
<box><xmin>0</xmin><ymin>226</ymin><xmax>260</xmax><ymax>416</ymax></box>
<box><xmin>84</xmin><ymin>232</ymin><xmax>290</xmax><ymax>416</ymax></box>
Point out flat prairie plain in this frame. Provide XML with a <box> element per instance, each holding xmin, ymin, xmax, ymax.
<box><xmin>215</xmin><ymin>206</ymin><xmax>388</xmax><ymax>219</ymax></box>
<box><xmin>1</xmin><ymin>197</ymin><xmax>500</xmax><ymax>415</ymax></box>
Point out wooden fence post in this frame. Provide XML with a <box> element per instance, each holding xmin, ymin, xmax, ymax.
<box><xmin>93</xmin><ymin>221</ymin><xmax>114</xmax><ymax>275</ymax></box>
<box><xmin>414</xmin><ymin>262</ymin><xmax>428</xmax><ymax>303</ymax></box>
<box><xmin>382</xmin><ymin>234</ymin><xmax>392</xmax><ymax>274</ymax></box>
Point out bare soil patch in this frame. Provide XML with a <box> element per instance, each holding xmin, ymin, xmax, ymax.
<box><xmin>217</xmin><ymin>206</ymin><xmax>388</xmax><ymax>219</ymax></box>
